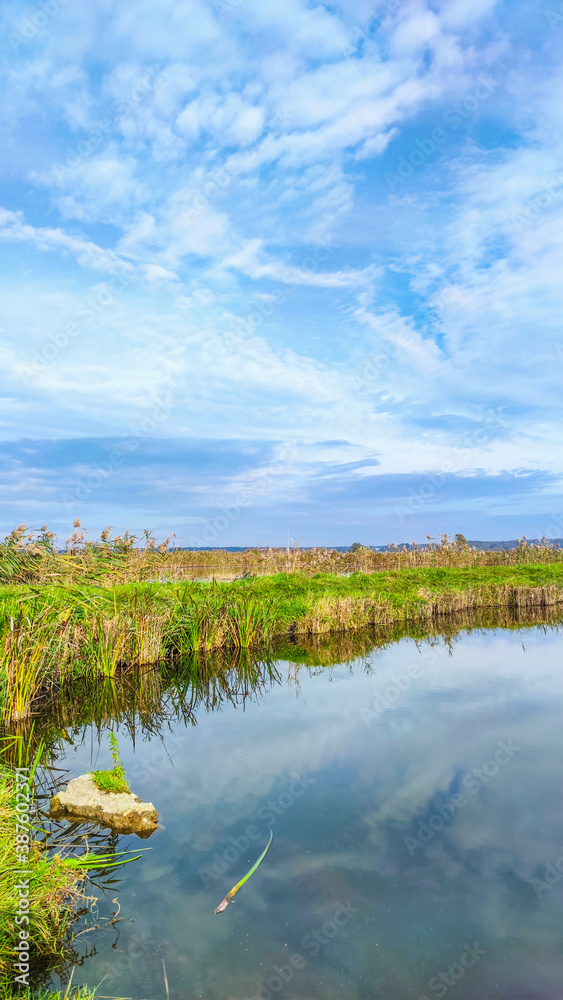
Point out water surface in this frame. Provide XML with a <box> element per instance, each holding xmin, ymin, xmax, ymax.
<box><xmin>49</xmin><ymin>621</ymin><xmax>563</xmax><ymax>999</ymax></box>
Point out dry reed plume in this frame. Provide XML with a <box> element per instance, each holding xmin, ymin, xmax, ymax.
<box><xmin>1</xmin><ymin>524</ymin><xmax>563</xmax><ymax>587</ymax></box>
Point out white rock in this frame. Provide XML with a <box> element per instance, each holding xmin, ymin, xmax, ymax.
<box><xmin>50</xmin><ymin>773</ymin><xmax>159</xmax><ymax>837</ymax></box>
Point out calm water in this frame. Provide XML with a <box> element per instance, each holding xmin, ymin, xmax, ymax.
<box><xmin>51</xmin><ymin>623</ymin><xmax>563</xmax><ymax>999</ymax></box>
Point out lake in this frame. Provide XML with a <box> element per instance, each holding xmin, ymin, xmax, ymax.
<box><xmin>46</xmin><ymin>617</ymin><xmax>563</xmax><ymax>1000</ymax></box>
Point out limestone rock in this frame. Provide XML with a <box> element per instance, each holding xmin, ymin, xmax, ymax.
<box><xmin>50</xmin><ymin>773</ymin><xmax>159</xmax><ymax>837</ymax></box>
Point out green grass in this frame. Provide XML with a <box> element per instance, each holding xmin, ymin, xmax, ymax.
<box><xmin>0</xmin><ymin>737</ymin><xmax>144</xmax><ymax>996</ymax></box>
<box><xmin>0</xmin><ymin>982</ymin><xmax>97</xmax><ymax>1000</ymax></box>
<box><xmin>90</xmin><ymin>767</ymin><xmax>129</xmax><ymax>794</ymax></box>
<box><xmin>0</xmin><ymin>766</ymin><xmax>86</xmax><ymax>985</ymax></box>
<box><xmin>1</xmin><ymin>563</ymin><xmax>563</xmax><ymax>722</ymax></box>
<box><xmin>216</xmin><ymin>563</ymin><xmax>563</xmax><ymax>627</ymax></box>
<box><xmin>90</xmin><ymin>733</ymin><xmax>130</xmax><ymax>794</ymax></box>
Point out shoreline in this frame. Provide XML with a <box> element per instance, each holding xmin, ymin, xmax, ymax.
<box><xmin>1</xmin><ymin>596</ymin><xmax>562</xmax><ymax>997</ymax></box>
<box><xmin>2</xmin><ymin>564</ymin><xmax>563</xmax><ymax>725</ymax></box>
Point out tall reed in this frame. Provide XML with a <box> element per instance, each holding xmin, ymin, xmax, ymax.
<box><xmin>0</xmin><ymin>612</ymin><xmax>47</xmax><ymax>721</ymax></box>
<box><xmin>1</xmin><ymin>557</ymin><xmax>563</xmax><ymax>724</ymax></box>
<box><xmin>2</xmin><ymin>523</ymin><xmax>563</xmax><ymax>588</ymax></box>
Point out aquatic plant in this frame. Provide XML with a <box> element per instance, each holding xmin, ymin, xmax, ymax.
<box><xmin>0</xmin><ymin>613</ymin><xmax>46</xmax><ymax>722</ymax></box>
<box><xmin>59</xmin><ymin>847</ymin><xmax>144</xmax><ymax>871</ymax></box>
<box><xmin>91</xmin><ymin>732</ymin><xmax>129</xmax><ymax>794</ymax></box>
<box><xmin>214</xmin><ymin>829</ymin><xmax>273</xmax><ymax>913</ymax></box>
<box><xmin>0</xmin><ymin>732</ymin><xmax>149</xmax><ymax>998</ymax></box>
<box><xmin>225</xmin><ymin>591</ymin><xmax>279</xmax><ymax>648</ymax></box>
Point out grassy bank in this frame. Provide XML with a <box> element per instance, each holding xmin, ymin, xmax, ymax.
<box><xmin>2</xmin><ymin>562</ymin><xmax>563</xmax><ymax>723</ymax></box>
<box><xmin>0</xmin><ymin>758</ymin><xmax>89</xmax><ymax>994</ymax></box>
<box><xmin>0</xmin><ymin>737</ymin><xmax>144</xmax><ymax>999</ymax></box>
<box><xmin>13</xmin><ymin>605</ymin><xmax>562</xmax><ymax>761</ymax></box>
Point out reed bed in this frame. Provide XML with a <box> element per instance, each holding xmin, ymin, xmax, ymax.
<box><xmin>145</xmin><ymin>536</ymin><xmax>563</xmax><ymax>579</ymax></box>
<box><xmin>292</xmin><ymin>583</ymin><xmax>563</xmax><ymax>634</ymax></box>
<box><xmin>276</xmin><ymin>602</ymin><xmax>563</xmax><ymax>668</ymax></box>
<box><xmin>0</xmin><ymin>584</ymin><xmax>282</xmax><ymax>723</ymax></box>
<box><xmin>2</xmin><ymin>524</ymin><xmax>563</xmax><ymax>589</ymax></box>
<box><xmin>1</xmin><ymin>558</ymin><xmax>563</xmax><ymax>724</ymax></box>
<box><xmin>9</xmin><ymin>604</ymin><xmax>562</xmax><ymax>763</ymax></box>
<box><xmin>2</xmin><ymin>523</ymin><xmax>563</xmax><ymax>725</ymax></box>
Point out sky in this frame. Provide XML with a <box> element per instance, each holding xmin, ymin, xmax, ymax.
<box><xmin>1</xmin><ymin>0</ymin><xmax>562</xmax><ymax>547</ymax></box>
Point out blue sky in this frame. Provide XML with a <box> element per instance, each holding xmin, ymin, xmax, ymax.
<box><xmin>1</xmin><ymin>0</ymin><xmax>562</xmax><ymax>546</ymax></box>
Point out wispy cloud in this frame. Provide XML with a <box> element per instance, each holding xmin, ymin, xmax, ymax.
<box><xmin>0</xmin><ymin>0</ymin><xmax>561</xmax><ymax>541</ymax></box>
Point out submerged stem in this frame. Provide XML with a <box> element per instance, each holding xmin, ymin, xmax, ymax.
<box><xmin>214</xmin><ymin>829</ymin><xmax>273</xmax><ymax>913</ymax></box>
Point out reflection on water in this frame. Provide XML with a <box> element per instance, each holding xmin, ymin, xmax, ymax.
<box><xmin>36</xmin><ymin>608</ymin><xmax>563</xmax><ymax>999</ymax></box>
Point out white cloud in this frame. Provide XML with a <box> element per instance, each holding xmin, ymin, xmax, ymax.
<box><xmin>0</xmin><ymin>207</ymin><xmax>134</xmax><ymax>276</ymax></box>
<box><xmin>355</xmin><ymin>128</ymin><xmax>400</xmax><ymax>161</ymax></box>
<box><xmin>177</xmin><ymin>92</ymin><xmax>265</xmax><ymax>146</ymax></box>
<box><xmin>221</xmin><ymin>238</ymin><xmax>379</xmax><ymax>288</ymax></box>
<box><xmin>0</xmin><ymin>0</ymin><xmax>561</xmax><ymax>536</ymax></box>
<box><xmin>54</xmin><ymin>156</ymin><xmax>147</xmax><ymax>223</ymax></box>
